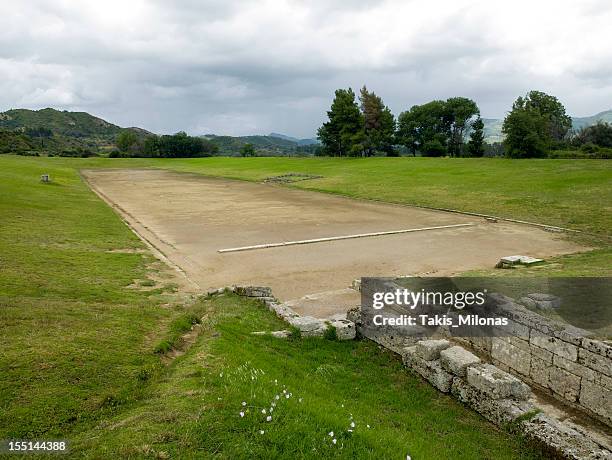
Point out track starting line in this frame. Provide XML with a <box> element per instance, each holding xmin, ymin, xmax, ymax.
<box><xmin>218</xmin><ymin>222</ymin><xmax>476</xmax><ymax>253</ymax></box>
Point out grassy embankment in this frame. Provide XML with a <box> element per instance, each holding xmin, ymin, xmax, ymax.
<box><xmin>0</xmin><ymin>155</ymin><xmax>549</xmax><ymax>458</ymax></box>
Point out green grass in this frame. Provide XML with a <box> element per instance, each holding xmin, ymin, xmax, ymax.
<box><xmin>1</xmin><ymin>154</ymin><xmax>610</xmax><ymax>457</ymax></box>
<box><xmin>70</xmin><ymin>294</ymin><xmax>543</xmax><ymax>459</ymax></box>
<box><xmin>0</xmin><ymin>157</ymin><xmax>176</xmax><ymax>439</ymax></box>
<box><xmin>0</xmin><ymin>155</ymin><xmax>546</xmax><ymax>458</ymax></box>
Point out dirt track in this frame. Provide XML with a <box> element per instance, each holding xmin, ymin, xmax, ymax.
<box><xmin>83</xmin><ymin>169</ymin><xmax>585</xmax><ymax>317</ymax></box>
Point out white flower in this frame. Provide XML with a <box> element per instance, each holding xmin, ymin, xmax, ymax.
<box><xmin>275</xmin><ymin>395</ymin><xmax>280</xmax><ymax>400</ymax></box>
<box><xmin>219</xmin><ymin>373</ymin><xmax>223</xmax><ymax>377</ymax></box>
<box><xmin>406</xmin><ymin>455</ymin><xmax>411</xmax><ymax>460</ymax></box>
<box><xmin>251</xmin><ymin>376</ymin><xmax>255</xmax><ymax>380</ymax></box>
<box><xmin>348</xmin><ymin>429</ymin><xmax>353</xmax><ymax>433</ymax></box>
<box><xmin>328</xmin><ymin>431</ymin><xmax>334</xmax><ymax>437</ymax></box>
<box><xmin>266</xmin><ymin>415</ymin><xmax>272</xmax><ymax>422</ymax></box>
<box><xmin>367</xmin><ymin>424</ymin><xmax>370</xmax><ymax>429</ymax></box>
<box><xmin>262</xmin><ymin>409</ymin><xmax>267</xmax><ymax>414</ymax></box>
<box><xmin>239</xmin><ymin>412</ymin><xmax>244</xmax><ymax>417</ymax></box>
<box><xmin>332</xmin><ymin>439</ymin><xmax>337</xmax><ymax>445</ymax></box>
<box><xmin>350</xmin><ymin>421</ymin><xmax>355</xmax><ymax>428</ymax></box>
<box><xmin>341</xmin><ymin>404</ymin><xmax>344</xmax><ymax>408</ymax></box>
<box><xmin>282</xmin><ymin>389</ymin><xmax>287</xmax><ymax>394</ymax></box>
<box><xmin>259</xmin><ymin>430</ymin><xmax>265</xmax><ymax>435</ymax></box>
<box><xmin>274</xmin><ymin>379</ymin><xmax>278</xmax><ymax>384</ymax></box>
<box><xmin>285</xmin><ymin>394</ymin><xmax>289</xmax><ymax>399</ymax></box>
<box><xmin>298</xmin><ymin>398</ymin><xmax>303</xmax><ymax>403</ymax></box>
<box><xmin>242</xmin><ymin>401</ymin><xmax>246</xmax><ymax>406</ymax></box>
<box><xmin>271</xmin><ymin>402</ymin><xmax>276</xmax><ymax>407</ymax></box>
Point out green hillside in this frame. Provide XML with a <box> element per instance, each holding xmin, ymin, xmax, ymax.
<box><xmin>572</xmin><ymin>109</ymin><xmax>612</xmax><ymax>131</ymax></box>
<box><xmin>204</xmin><ymin>134</ymin><xmax>313</xmax><ymax>156</ymax></box>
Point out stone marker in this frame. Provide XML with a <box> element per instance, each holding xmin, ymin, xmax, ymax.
<box><xmin>440</xmin><ymin>346</ymin><xmax>481</xmax><ymax>377</ymax></box>
<box><xmin>415</xmin><ymin>339</ymin><xmax>451</xmax><ymax>361</ymax></box>
<box><xmin>467</xmin><ymin>364</ymin><xmax>531</xmax><ymax>400</ymax></box>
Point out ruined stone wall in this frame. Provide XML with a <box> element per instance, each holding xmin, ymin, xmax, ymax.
<box><xmin>455</xmin><ymin>301</ymin><xmax>611</xmax><ymax>427</ymax></box>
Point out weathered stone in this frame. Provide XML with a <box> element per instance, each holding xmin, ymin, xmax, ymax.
<box><xmin>451</xmin><ymin>377</ymin><xmax>535</xmax><ymax>426</ymax></box>
<box><xmin>415</xmin><ymin>339</ymin><xmax>451</xmax><ymax>361</ymax></box>
<box><xmin>531</xmin><ymin>344</ymin><xmax>554</xmax><ymax>364</ymax></box>
<box><xmin>235</xmin><ymin>286</ymin><xmax>272</xmax><ymax>297</ymax></box>
<box><xmin>271</xmin><ymin>303</ymin><xmax>299</xmax><ymax>320</ymax></box>
<box><xmin>403</xmin><ymin>347</ymin><xmax>454</xmax><ymax>393</ymax></box>
<box><xmin>548</xmin><ymin>366</ymin><xmax>581</xmax><ymax>402</ymax></box>
<box><xmin>578</xmin><ymin>348</ymin><xmax>612</xmax><ymax>377</ymax></box>
<box><xmin>270</xmin><ymin>330</ymin><xmax>292</xmax><ymax>339</ymax></box>
<box><xmin>491</xmin><ymin>338</ymin><xmax>531</xmax><ymax>376</ymax></box>
<box><xmin>328</xmin><ymin>319</ymin><xmax>356</xmax><ymax>341</ymax></box>
<box><xmin>580</xmin><ymin>379</ymin><xmax>612</xmax><ymax>424</ymax></box>
<box><xmin>351</xmin><ymin>278</ymin><xmax>361</xmax><ymax>291</ymax></box>
<box><xmin>288</xmin><ymin>316</ymin><xmax>326</xmax><ymax>336</ymax></box>
<box><xmin>522</xmin><ymin>414</ymin><xmax>612</xmax><ymax>460</ymax></box>
<box><xmin>345</xmin><ymin>306</ymin><xmax>361</xmax><ymax>325</ymax></box>
<box><xmin>529</xmin><ymin>357</ymin><xmax>550</xmax><ymax>388</ymax></box>
<box><xmin>440</xmin><ymin>346</ymin><xmax>481</xmax><ymax>377</ymax></box>
<box><xmin>582</xmin><ymin>338</ymin><xmax>612</xmax><ymax>359</ymax></box>
<box><xmin>467</xmin><ymin>364</ymin><xmax>531</xmax><ymax>400</ymax></box>
<box><xmin>530</xmin><ymin>331</ymin><xmax>578</xmax><ymax>361</ymax></box>
<box><xmin>553</xmin><ymin>355</ymin><xmax>598</xmax><ymax>382</ymax></box>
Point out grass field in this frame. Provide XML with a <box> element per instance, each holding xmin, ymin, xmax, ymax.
<box><xmin>0</xmin><ymin>155</ymin><xmax>548</xmax><ymax>457</ymax></box>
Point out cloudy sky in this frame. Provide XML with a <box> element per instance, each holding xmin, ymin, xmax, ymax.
<box><xmin>1</xmin><ymin>0</ymin><xmax>611</xmax><ymax>137</ymax></box>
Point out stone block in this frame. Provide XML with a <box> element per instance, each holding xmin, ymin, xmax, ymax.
<box><xmin>580</xmin><ymin>379</ymin><xmax>612</xmax><ymax>423</ymax></box>
<box><xmin>530</xmin><ymin>345</ymin><xmax>553</xmax><ymax>364</ymax></box>
<box><xmin>553</xmin><ymin>355</ymin><xmax>598</xmax><ymax>383</ymax></box>
<box><xmin>578</xmin><ymin>348</ymin><xmax>612</xmax><ymax>377</ymax></box>
<box><xmin>491</xmin><ymin>338</ymin><xmax>531</xmax><ymax>376</ymax></box>
<box><xmin>467</xmin><ymin>364</ymin><xmax>531</xmax><ymax>400</ymax></box>
<box><xmin>235</xmin><ymin>286</ymin><xmax>272</xmax><ymax>297</ymax></box>
<box><xmin>522</xmin><ymin>414</ymin><xmax>612</xmax><ymax>460</ymax></box>
<box><xmin>582</xmin><ymin>338</ymin><xmax>612</xmax><ymax>359</ymax></box>
<box><xmin>403</xmin><ymin>347</ymin><xmax>454</xmax><ymax>393</ymax></box>
<box><xmin>415</xmin><ymin>339</ymin><xmax>451</xmax><ymax>361</ymax></box>
<box><xmin>451</xmin><ymin>378</ymin><xmax>536</xmax><ymax>426</ymax></box>
<box><xmin>548</xmin><ymin>367</ymin><xmax>581</xmax><ymax>402</ymax></box>
<box><xmin>328</xmin><ymin>319</ymin><xmax>356</xmax><ymax>340</ymax></box>
<box><xmin>530</xmin><ymin>331</ymin><xmax>578</xmax><ymax>361</ymax></box>
<box><xmin>440</xmin><ymin>346</ymin><xmax>481</xmax><ymax>377</ymax></box>
<box><xmin>288</xmin><ymin>316</ymin><xmax>326</xmax><ymax>337</ymax></box>
<box><xmin>529</xmin><ymin>357</ymin><xmax>551</xmax><ymax>389</ymax></box>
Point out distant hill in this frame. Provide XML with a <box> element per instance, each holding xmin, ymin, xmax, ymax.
<box><xmin>203</xmin><ymin>134</ymin><xmax>318</xmax><ymax>156</ymax></box>
<box><xmin>483</xmin><ymin>109</ymin><xmax>612</xmax><ymax>143</ymax></box>
<box><xmin>0</xmin><ymin>108</ymin><xmax>152</xmax><ymax>156</ymax></box>
<box><xmin>269</xmin><ymin>132</ymin><xmax>319</xmax><ymax>146</ymax></box>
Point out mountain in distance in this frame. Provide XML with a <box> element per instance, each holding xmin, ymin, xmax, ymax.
<box><xmin>482</xmin><ymin>109</ymin><xmax>612</xmax><ymax>143</ymax></box>
<box><xmin>202</xmin><ymin>134</ymin><xmax>317</xmax><ymax>156</ymax></box>
<box><xmin>268</xmin><ymin>132</ymin><xmax>319</xmax><ymax>146</ymax></box>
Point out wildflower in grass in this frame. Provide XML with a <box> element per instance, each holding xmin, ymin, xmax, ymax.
<box><xmin>332</xmin><ymin>439</ymin><xmax>337</xmax><ymax>445</ymax></box>
<box><xmin>269</xmin><ymin>407</ymin><xmax>273</xmax><ymax>412</ymax></box>
<box><xmin>262</xmin><ymin>409</ymin><xmax>266</xmax><ymax>414</ymax></box>
<box><xmin>275</xmin><ymin>395</ymin><xmax>280</xmax><ymax>400</ymax></box>
<box><xmin>242</xmin><ymin>401</ymin><xmax>246</xmax><ymax>406</ymax></box>
<box><xmin>348</xmin><ymin>429</ymin><xmax>353</xmax><ymax>433</ymax></box>
<box><xmin>271</xmin><ymin>402</ymin><xmax>276</xmax><ymax>407</ymax></box>
<box><xmin>266</xmin><ymin>416</ymin><xmax>272</xmax><ymax>422</ymax></box>
<box><xmin>282</xmin><ymin>389</ymin><xmax>287</xmax><ymax>394</ymax></box>
<box><xmin>299</xmin><ymin>398</ymin><xmax>303</xmax><ymax>403</ymax></box>
<box><xmin>285</xmin><ymin>394</ymin><xmax>290</xmax><ymax>399</ymax></box>
<box><xmin>239</xmin><ymin>412</ymin><xmax>244</xmax><ymax>418</ymax></box>
<box><xmin>328</xmin><ymin>431</ymin><xmax>334</xmax><ymax>437</ymax></box>
<box><xmin>406</xmin><ymin>455</ymin><xmax>411</xmax><ymax>460</ymax></box>
<box><xmin>350</xmin><ymin>421</ymin><xmax>355</xmax><ymax>428</ymax></box>
<box><xmin>260</xmin><ymin>430</ymin><xmax>265</xmax><ymax>435</ymax></box>
<box><xmin>274</xmin><ymin>379</ymin><xmax>277</xmax><ymax>384</ymax></box>
<box><xmin>219</xmin><ymin>373</ymin><xmax>223</xmax><ymax>377</ymax></box>
<box><xmin>367</xmin><ymin>424</ymin><xmax>370</xmax><ymax>429</ymax></box>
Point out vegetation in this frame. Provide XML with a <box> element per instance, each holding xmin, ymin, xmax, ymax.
<box><xmin>502</xmin><ymin>91</ymin><xmax>572</xmax><ymax>158</ymax></box>
<box><xmin>317</xmin><ymin>88</ymin><xmax>365</xmax><ymax>156</ymax></box>
<box><xmin>112</xmin><ymin>131</ymin><xmax>219</xmax><ymax>158</ymax></box>
<box><xmin>240</xmin><ymin>142</ymin><xmax>257</xmax><ymax>157</ymax></box>
<box><xmin>0</xmin><ymin>155</ymin><xmax>545</xmax><ymax>458</ymax></box>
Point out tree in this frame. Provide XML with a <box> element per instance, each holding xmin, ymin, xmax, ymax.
<box><xmin>240</xmin><ymin>143</ymin><xmax>256</xmax><ymax>157</ymax></box>
<box><xmin>445</xmin><ymin>97</ymin><xmax>479</xmax><ymax>157</ymax></box>
<box><xmin>359</xmin><ymin>86</ymin><xmax>396</xmax><ymax>156</ymax></box>
<box><xmin>467</xmin><ymin>117</ymin><xmax>485</xmax><ymax>157</ymax></box>
<box><xmin>502</xmin><ymin>91</ymin><xmax>571</xmax><ymax>157</ymax></box>
<box><xmin>116</xmin><ymin>129</ymin><xmax>141</xmax><ymax>154</ymax></box>
<box><xmin>317</xmin><ymin>88</ymin><xmax>364</xmax><ymax>156</ymax></box>
<box><xmin>397</xmin><ymin>100</ymin><xmax>449</xmax><ymax>156</ymax></box>
<box><xmin>573</xmin><ymin>121</ymin><xmax>612</xmax><ymax>148</ymax></box>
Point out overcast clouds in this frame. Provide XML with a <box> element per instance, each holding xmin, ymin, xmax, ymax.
<box><xmin>1</xmin><ymin>0</ymin><xmax>611</xmax><ymax>137</ymax></box>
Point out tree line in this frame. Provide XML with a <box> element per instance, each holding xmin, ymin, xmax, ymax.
<box><xmin>112</xmin><ymin>130</ymin><xmax>218</xmax><ymax>158</ymax></box>
<box><xmin>317</xmin><ymin>87</ymin><xmax>612</xmax><ymax>158</ymax></box>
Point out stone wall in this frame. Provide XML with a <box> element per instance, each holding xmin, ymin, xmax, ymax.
<box><xmin>455</xmin><ymin>297</ymin><xmax>611</xmax><ymax>427</ymax></box>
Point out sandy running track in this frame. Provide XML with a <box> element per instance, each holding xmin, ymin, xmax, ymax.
<box><xmin>83</xmin><ymin>169</ymin><xmax>585</xmax><ymax>317</ymax></box>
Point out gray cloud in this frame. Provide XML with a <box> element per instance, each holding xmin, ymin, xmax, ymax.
<box><xmin>0</xmin><ymin>0</ymin><xmax>611</xmax><ymax>137</ymax></box>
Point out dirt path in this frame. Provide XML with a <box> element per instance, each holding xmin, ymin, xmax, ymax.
<box><xmin>83</xmin><ymin>169</ymin><xmax>586</xmax><ymax>317</ymax></box>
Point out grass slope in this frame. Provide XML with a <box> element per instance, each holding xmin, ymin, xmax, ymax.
<box><xmin>71</xmin><ymin>294</ymin><xmax>542</xmax><ymax>459</ymax></box>
<box><xmin>0</xmin><ymin>155</ymin><xmax>543</xmax><ymax>457</ymax></box>
<box><xmin>0</xmin><ymin>157</ymin><xmax>177</xmax><ymax>438</ymax></box>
